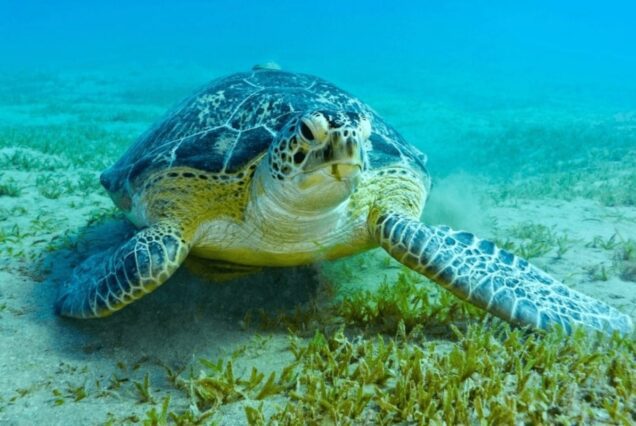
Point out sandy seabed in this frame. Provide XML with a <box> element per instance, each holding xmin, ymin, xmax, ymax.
<box><xmin>0</xmin><ymin>67</ymin><xmax>634</xmax><ymax>424</ymax></box>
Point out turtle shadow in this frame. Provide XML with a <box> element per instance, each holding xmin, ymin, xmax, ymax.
<box><xmin>38</xmin><ymin>218</ymin><xmax>321</xmax><ymax>363</ymax></box>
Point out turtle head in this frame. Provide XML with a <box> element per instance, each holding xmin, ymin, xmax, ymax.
<box><xmin>261</xmin><ymin>111</ymin><xmax>370</xmax><ymax>210</ymax></box>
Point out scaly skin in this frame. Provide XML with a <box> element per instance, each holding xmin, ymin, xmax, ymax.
<box><xmin>55</xmin><ymin>222</ymin><xmax>190</xmax><ymax>318</ymax></box>
<box><xmin>369</xmin><ymin>210</ymin><xmax>634</xmax><ymax>335</ymax></box>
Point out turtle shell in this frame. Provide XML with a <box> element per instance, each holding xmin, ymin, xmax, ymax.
<box><xmin>100</xmin><ymin>69</ymin><xmax>428</xmax><ymax>196</ymax></box>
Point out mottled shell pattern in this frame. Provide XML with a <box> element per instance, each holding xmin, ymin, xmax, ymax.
<box><xmin>100</xmin><ymin>69</ymin><xmax>428</xmax><ymax>200</ymax></box>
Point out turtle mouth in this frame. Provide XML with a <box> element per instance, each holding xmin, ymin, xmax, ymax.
<box><xmin>305</xmin><ymin>162</ymin><xmax>362</xmax><ymax>181</ymax></box>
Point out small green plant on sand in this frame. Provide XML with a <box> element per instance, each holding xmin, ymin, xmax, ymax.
<box><xmin>614</xmin><ymin>238</ymin><xmax>636</xmax><ymax>282</ymax></box>
<box><xmin>507</xmin><ymin>222</ymin><xmax>560</xmax><ymax>259</ymax></box>
<box><xmin>0</xmin><ymin>175</ymin><xmax>21</xmax><ymax>197</ymax></box>
<box><xmin>587</xmin><ymin>233</ymin><xmax>621</xmax><ymax>250</ymax></box>
<box><xmin>587</xmin><ymin>235</ymin><xmax>636</xmax><ymax>282</ymax></box>
<box><xmin>141</xmin><ymin>396</ymin><xmax>170</xmax><ymax>426</ymax></box>
<box><xmin>555</xmin><ymin>234</ymin><xmax>573</xmax><ymax>259</ymax></box>
<box><xmin>338</xmin><ymin>268</ymin><xmax>484</xmax><ymax>333</ymax></box>
<box><xmin>133</xmin><ymin>373</ymin><xmax>154</xmax><ymax>404</ymax></box>
<box><xmin>36</xmin><ymin>174</ymin><xmax>65</xmax><ymax>199</ymax></box>
<box><xmin>586</xmin><ymin>263</ymin><xmax>611</xmax><ymax>282</ymax></box>
<box><xmin>52</xmin><ymin>384</ymin><xmax>87</xmax><ymax>406</ymax></box>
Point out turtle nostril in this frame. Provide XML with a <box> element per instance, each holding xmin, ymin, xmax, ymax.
<box><xmin>300</xmin><ymin>122</ymin><xmax>314</xmax><ymax>141</ymax></box>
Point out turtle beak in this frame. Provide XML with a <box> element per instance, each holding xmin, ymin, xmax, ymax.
<box><xmin>302</xmin><ymin>131</ymin><xmax>365</xmax><ymax>178</ymax></box>
<box><xmin>296</xmin><ymin>161</ymin><xmax>361</xmax><ymax>191</ymax></box>
<box><xmin>329</xmin><ymin>162</ymin><xmax>362</xmax><ymax>181</ymax></box>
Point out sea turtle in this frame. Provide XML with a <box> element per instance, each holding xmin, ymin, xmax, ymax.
<box><xmin>55</xmin><ymin>67</ymin><xmax>633</xmax><ymax>335</ymax></box>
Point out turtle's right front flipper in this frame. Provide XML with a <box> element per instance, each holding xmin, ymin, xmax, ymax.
<box><xmin>55</xmin><ymin>222</ymin><xmax>190</xmax><ymax>318</ymax></box>
<box><xmin>371</xmin><ymin>211</ymin><xmax>633</xmax><ymax>335</ymax></box>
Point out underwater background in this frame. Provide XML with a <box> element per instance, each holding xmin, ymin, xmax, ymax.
<box><xmin>1</xmin><ymin>0</ymin><xmax>635</xmax><ymax>424</ymax></box>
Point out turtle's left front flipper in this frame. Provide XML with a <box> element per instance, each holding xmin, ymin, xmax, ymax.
<box><xmin>55</xmin><ymin>222</ymin><xmax>190</xmax><ymax>318</ymax></box>
<box><xmin>370</xmin><ymin>211</ymin><xmax>633</xmax><ymax>335</ymax></box>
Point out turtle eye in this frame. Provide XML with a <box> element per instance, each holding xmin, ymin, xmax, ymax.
<box><xmin>300</xmin><ymin>121</ymin><xmax>314</xmax><ymax>141</ymax></box>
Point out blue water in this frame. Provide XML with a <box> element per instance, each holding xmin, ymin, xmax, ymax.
<box><xmin>3</xmin><ymin>1</ymin><xmax>635</xmax><ymax>177</ymax></box>
<box><xmin>3</xmin><ymin>1</ymin><xmax>636</xmax><ymax>75</ymax></box>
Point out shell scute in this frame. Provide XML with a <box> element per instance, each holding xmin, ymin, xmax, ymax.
<box><xmin>171</xmin><ymin>126</ymin><xmax>239</xmax><ymax>173</ymax></box>
<box><xmin>226</xmin><ymin>127</ymin><xmax>274</xmax><ymax>173</ymax></box>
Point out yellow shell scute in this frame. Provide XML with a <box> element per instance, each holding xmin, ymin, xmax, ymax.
<box><xmin>138</xmin><ymin>159</ymin><xmax>261</xmax><ymax>229</ymax></box>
